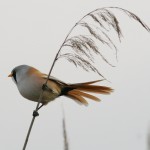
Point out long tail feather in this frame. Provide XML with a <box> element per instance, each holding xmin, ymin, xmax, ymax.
<box><xmin>77</xmin><ymin>85</ymin><xmax>113</xmax><ymax>94</ymax></box>
<box><xmin>70</xmin><ymin>79</ymin><xmax>104</xmax><ymax>86</ymax></box>
<box><xmin>70</xmin><ymin>89</ymin><xmax>100</xmax><ymax>102</ymax></box>
<box><xmin>67</xmin><ymin>91</ymin><xmax>88</xmax><ymax>105</ymax></box>
<box><xmin>62</xmin><ymin>80</ymin><xmax>113</xmax><ymax>105</ymax></box>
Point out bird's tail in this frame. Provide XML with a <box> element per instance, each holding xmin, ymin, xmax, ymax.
<box><xmin>61</xmin><ymin>80</ymin><xmax>113</xmax><ymax>105</ymax></box>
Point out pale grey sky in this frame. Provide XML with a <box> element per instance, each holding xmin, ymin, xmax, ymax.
<box><xmin>0</xmin><ymin>0</ymin><xmax>150</xmax><ymax>150</ymax></box>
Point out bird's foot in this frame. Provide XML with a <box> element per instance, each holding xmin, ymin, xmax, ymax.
<box><xmin>33</xmin><ymin>110</ymin><xmax>39</xmax><ymax>117</ymax></box>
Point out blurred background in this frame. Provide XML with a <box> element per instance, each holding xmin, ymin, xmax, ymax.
<box><xmin>0</xmin><ymin>0</ymin><xmax>150</xmax><ymax>150</ymax></box>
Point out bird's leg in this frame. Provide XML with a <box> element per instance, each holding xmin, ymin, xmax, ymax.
<box><xmin>32</xmin><ymin>84</ymin><xmax>48</xmax><ymax>117</ymax></box>
<box><xmin>37</xmin><ymin>104</ymin><xmax>44</xmax><ymax>111</ymax></box>
<box><xmin>32</xmin><ymin>104</ymin><xmax>44</xmax><ymax>117</ymax></box>
<box><xmin>32</xmin><ymin>83</ymin><xmax>48</xmax><ymax>117</ymax></box>
<box><xmin>42</xmin><ymin>84</ymin><xmax>49</xmax><ymax>91</ymax></box>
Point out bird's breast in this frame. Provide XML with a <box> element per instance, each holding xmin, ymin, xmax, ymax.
<box><xmin>17</xmin><ymin>77</ymin><xmax>59</xmax><ymax>103</ymax></box>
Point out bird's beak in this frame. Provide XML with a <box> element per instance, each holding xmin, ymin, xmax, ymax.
<box><xmin>8</xmin><ymin>73</ymin><xmax>13</xmax><ymax>77</ymax></box>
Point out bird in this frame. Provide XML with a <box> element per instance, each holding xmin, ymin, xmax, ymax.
<box><xmin>8</xmin><ymin>65</ymin><xmax>113</xmax><ymax>108</ymax></box>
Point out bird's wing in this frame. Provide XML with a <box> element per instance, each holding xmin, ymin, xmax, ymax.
<box><xmin>43</xmin><ymin>76</ymin><xmax>63</xmax><ymax>94</ymax></box>
<box><xmin>41</xmin><ymin>74</ymin><xmax>67</xmax><ymax>86</ymax></box>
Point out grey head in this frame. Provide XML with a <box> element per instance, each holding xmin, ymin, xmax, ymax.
<box><xmin>10</xmin><ymin>65</ymin><xmax>31</xmax><ymax>84</ymax></box>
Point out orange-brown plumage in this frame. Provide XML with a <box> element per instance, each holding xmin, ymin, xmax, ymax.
<box><xmin>9</xmin><ymin>65</ymin><xmax>113</xmax><ymax>106</ymax></box>
<box><xmin>62</xmin><ymin>80</ymin><xmax>113</xmax><ymax>105</ymax></box>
